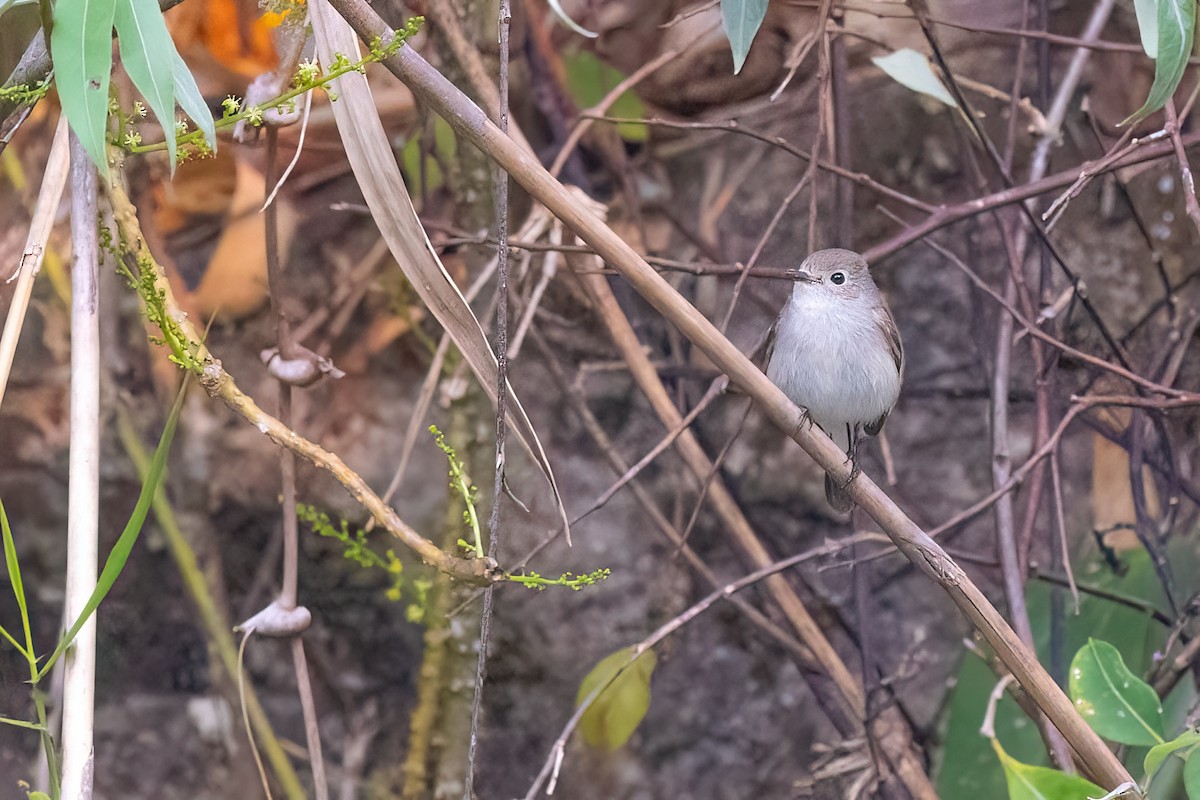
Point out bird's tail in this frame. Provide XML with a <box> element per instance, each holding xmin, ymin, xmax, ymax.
<box><xmin>825</xmin><ymin>473</ymin><xmax>854</xmax><ymax>513</ymax></box>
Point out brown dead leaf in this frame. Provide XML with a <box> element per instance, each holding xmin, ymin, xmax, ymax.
<box><xmin>145</xmin><ymin>146</ymin><xmax>297</xmax><ymax>323</ymax></box>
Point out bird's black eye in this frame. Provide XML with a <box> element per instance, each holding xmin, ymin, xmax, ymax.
<box><xmin>830</xmin><ymin>271</ymin><xmax>847</xmax><ymax>285</ymax></box>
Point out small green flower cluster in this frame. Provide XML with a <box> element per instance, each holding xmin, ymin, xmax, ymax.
<box><xmin>508</xmin><ymin>568</ymin><xmax>612</xmax><ymax>592</ymax></box>
<box><xmin>0</xmin><ymin>78</ymin><xmax>52</xmax><ymax>106</ymax></box>
<box><xmin>429</xmin><ymin>425</ymin><xmax>483</xmax><ymax>558</ymax></box>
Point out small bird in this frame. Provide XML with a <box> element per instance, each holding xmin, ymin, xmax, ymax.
<box><xmin>766</xmin><ymin>249</ymin><xmax>903</xmax><ymax>511</ymax></box>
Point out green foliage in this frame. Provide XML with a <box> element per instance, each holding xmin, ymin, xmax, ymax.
<box><xmin>426</xmin><ymin>426</ymin><xmax>609</xmax><ymax>589</ymax></box>
<box><xmin>1123</xmin><ymin>0</ymin><xmax>1196</xmax><ymax>125</ymax></box>
<box><xmin>50</xmin><ymin>0</ymin><xmax>118</xmax><ymax>176</ymax></box>
<box><xmin>113</xmin><ymin>0</ymin><xmax>178</xmax><ymax>170</ymax></box>
<box><xmin>1145</xmin><ymin>729</ymin><xmax>1200</xmax><ymax>788</ymax></box>
<box><xmin>937</xmin><ymin>645</ymin><xmax>1052</xmax><ymax>797</ymax></box>
<box><xmin>991</xmin><ymin>739</ymin><xmax>1104</xmax><ymax>800</ymax></box>
<box><xmin>576</xmin><ymin>646</ymin><xmax>657</xmax><ymax>751</ymax></box>
<box><xmin>171</xmin><ymin>49</ymin><xmax>216</xmax><ymax>148</ymax></box>
<box><xmin>51</xmin><ymin>4</ymin><xmax>423</xmax><ymax>170</ymax></box>
<box><xmin>0</xmin><ymin>500</ymin><xmax>32</xmax><ymax>662</ymax></box>
<box><xmin>1135</xmin><ymin>0</ymin><xmax>1160</xmax><ymax>56</ymax></box>
<box><xmin>562</xmin><ymin>51</ymin><xmax>647</xmax><ymax>142</ymax></box>
<box><xmin>428</xmin><ymin>425</ymin><xmax>483</xmax><ymax>558</ymax></box>
<box><xmin>508</xmin><ymin>568</ymin><xmax>611</xmax><ymax>591</ymax></box>
<box><xmin>720</xmin><ymin>0</ymin><xmax>768</xmax><ymax>74</ymax></box>
<box><xmin>1186</xmin><ymin>749</ymin><xmax>1200</xmax><ymax>798</ymax></box>
<box><xmin>51</xmin><ymin>0</ymin><xmax>215</xmax><ymax>175</ymax></box>
<box><xmin>1069</xmin><ymin>639</ymin><xmax>1164</xmax><ymax>746</ymax></box>
<box><xmin>404</xmin><ymin>576</ymin><xmax>433</xmax><ymax>625</ymax></box>
<box><xmin>936</xmin><ymin>545</ymin><xmax>1188</xmax><ymax>797</ymax></box>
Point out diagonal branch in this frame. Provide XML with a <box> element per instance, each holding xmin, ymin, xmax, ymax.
<box><xmin>323</xmin><ymin>3</ymin><xmax>1137</xmax><ymax>789</ymax></box>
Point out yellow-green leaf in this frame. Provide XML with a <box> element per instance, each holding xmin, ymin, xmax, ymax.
<box><xmin>992</xmin><ymin>739</ymin><xmax>1105</xmax><ymax>800</ymax></box>
<box><xmin>1186</xmin><ymin>747</ymin><xmax>1200</xmax><ymax>798</ymax></box>
<box><xmin>1145</xmin><ymin>728</ymin><xmax>1200</xmax><ymax>783</ymax></box>
<box><xmin>576</xmin><ymin>646</ymin><xmax>657</xmax><ymax>751</ymax></box>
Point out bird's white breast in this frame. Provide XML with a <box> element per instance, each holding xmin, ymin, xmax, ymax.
<box><xmin>766</xmin><ymin>290</ymin><xmax>901</xmax><ymax>447</ymax></box>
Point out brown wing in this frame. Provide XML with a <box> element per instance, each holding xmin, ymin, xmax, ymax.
<box><xmin>877</xmin><ymin>302</ymin><xmax>904</xmax><ymax>375</ymax></box>
<box><xmin>864</xmin><ymin>302</ymin><xmax>903</xmax><ymax>438</ymax></box>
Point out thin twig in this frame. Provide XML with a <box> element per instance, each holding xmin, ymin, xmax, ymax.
<box><xmin>865</xmin><ymin>129</ymin><xmax>1199</xmax><ymax>262</ymax></box>
<box><xmin>1048</xmin><ymin>452</ymin><xmax>1080</xmax><ymax>613</ymax></box>
<box><xmin>571</xmin><ymin>377</ymin><xmax>727</xmax><ymax>526</ymax></box>
<box><xmin>584</xmin><ymin>113</ymin><xmax>935</xmax><ymax>214</ymax></box>
<box><xmin>1164</xmin><ymin>98</ymin><xmax>1200</xmax><ymax>239</ymax></box>
<box><xmin>549</xmin><ymin>47</ymin><xmax>684</xmax><ymax>179</ymax></box>
<box><xmin>264</xmin><ymin>125</ymin><xmax>329</xmax><ymax>800</ymax></box>
<box><xmin>464</xmin><ymin>2</ymin><xmax>512</xmax><ymax>794</ymax></box>
<box><xmin>890</xmin><ymin>217</ymin><xmax>1198</xmax><ymax>401</ymax></box>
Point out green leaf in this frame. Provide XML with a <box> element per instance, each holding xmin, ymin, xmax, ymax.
<box><xmin>1069</xmin><ymin>639</ymin><xmax>1164</xmax><ymax>746</ymax></box>
<box><xmin>171</xmin><ymin>49</ymin><xmax>215</xmax><ymax>151</ymax></box>
<box><xmin>1135</xmin><ymin>0</ymin><xmax>1160</xmax><ymax>57</ymax></box>
<box><xmin>1145</xmin><ymin>728</ymin><xmax>1200</xmax><ymax>782</ymax></box>
<box><xmin>721</xmin><ymin>0</ymin><xmax>768</xmax><ymax>74</ymax></box>
<box><xmin>871</xmin><ymin>48</ymin><xmax>958</xmax><ymax>108</ymax></box>
<box><xmin>51</xmin><ymin>0</ymin><xmax>118</xmax><ymax>176</ymax></box>
<box><xmin>562</xmin><ymin>51</ymin><xmax>647</xmax><ymax>143</ymax></box>
<box><xmin>0</xmin><ymin>499</ymin><xmax>33</xmax><ymax>661</ymax></box>
<box><xmin>992</xmin><ymin>739</ymin><xmax>1105</xmax><ymax>800</ymax></box>
<box><xmin>1186</xmin><ymin>747</ymin><xmax>1200</xmax><ymax>798</ymax></box>
<box><xmin>576</xmin><ymin>646</ymin><xmax>657</xmax><ymax>751</ymax></box>
<box><xmin>1122</xmin><ymin>0</ymin><xmax>1196</xmax><ymax>126</ymax></box>
<box><xmin>29</xmin><ymin>793</ymin><xmax>51</xmax><ymax>800</ymax></box>
<box><xmin>37</xmin><ymin>378</ymin><xmax>189</xmax><ymax>680</ymax></box>
<box><xmin>113</xmin><ymin>0</ymin><xmax>176</xmax><ymax>171</ymax></box>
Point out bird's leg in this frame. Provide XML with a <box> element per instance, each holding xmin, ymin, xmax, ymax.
<box><xmin>839</xmin><ymin>423</ymin><xmax>863</xmax><ymax>489</ymax></box>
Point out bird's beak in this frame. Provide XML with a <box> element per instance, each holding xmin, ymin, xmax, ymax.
<box><xmin>788</xmin><ymin>269</ymin><xmax>819</xmax><ymax>283</ymax></box>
